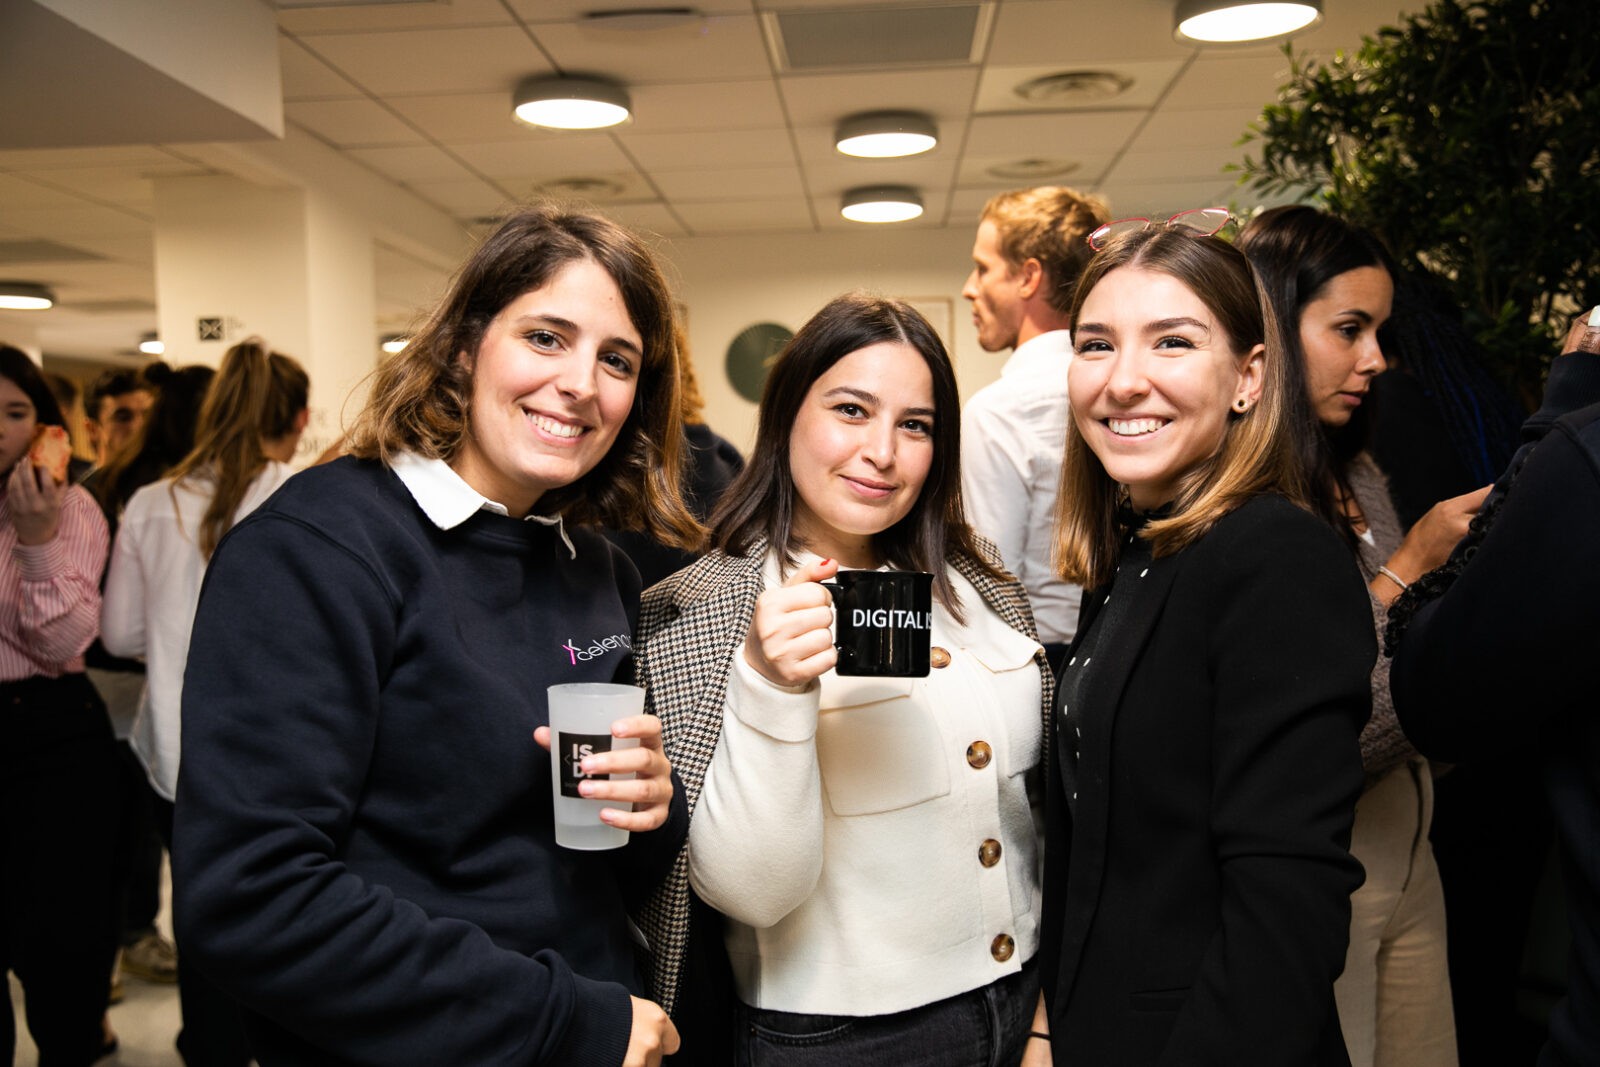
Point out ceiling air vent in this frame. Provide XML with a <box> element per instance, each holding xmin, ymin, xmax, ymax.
<box><xmin>767</xmin><ymin>4</ymin><xmax>989</xmax><ymax>71</ymax></box>
<box><xmin>1013</xmin><ymin>71</ymin><xmax>1135</xmax><ymax>106</ymax></box>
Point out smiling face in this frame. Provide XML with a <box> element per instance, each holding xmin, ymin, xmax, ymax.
<box><xmin>962</xmin><ymin>220</ymin><xmax>1028</xmax><ymax>353</ymax></box>
<box><xmin>1069</xmin><ymin>266</ymin><xmax>1263</xmax><ymax>510</ymax></box>
<box><xmin>788</xmin><ymin>341</ymin><xmax>936</xmax><ymax>567</ymax></box>
<box><xmin>1299</xmin><ymin>265</ymin><xmax>1393</xmax><ymax>427</ymax></box>
<box><xmin>450</xmin><ymin>257</ymin><xmax>642</xmax><ymax>517</ymax></box>
<box><xmin>0</xmin><ymin>377</ymin><xmax>39</xmax><ymax>477</ymax></box>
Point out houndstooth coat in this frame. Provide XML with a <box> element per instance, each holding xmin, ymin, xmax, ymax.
<box><xmin>631</xmin><ymin>537</ymin><xmax>1054</xmax><ymax>1017</ymax></box>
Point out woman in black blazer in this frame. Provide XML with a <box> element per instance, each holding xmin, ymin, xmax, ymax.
<box><xmin>1037</xmin><ymin>220</ymin><xmax>1375</xmax><ymax>1064</ymax></box>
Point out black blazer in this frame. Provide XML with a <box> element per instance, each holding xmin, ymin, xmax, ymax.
<box><xmin>1040</xmin><ymin>494</ymin><xmax>1374</xmax><ymax>1065</ymax></box>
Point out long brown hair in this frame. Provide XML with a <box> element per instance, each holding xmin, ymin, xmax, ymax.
<box><xmin>711</xmin><ymin>291</ymin><xmax>1001</xmax><ymax>618</ymax></box>
<box><xmin>166</xmin><ymin>339</ymin><xmax>308</xmax><ymax>558</ymax></box>
<box><xmin>345</xmin><ymin>204</ymin><xmax>701</xmax><ymax>549</ymax></box>
<box><xmin>1054</xmin><ymin>228</ymin><xmax>1307</xmax><ymax>588</ymax></box>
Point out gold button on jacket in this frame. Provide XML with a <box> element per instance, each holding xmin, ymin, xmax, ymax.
<box><xmin>991</xmin><ymin>933</ymin><xmax>1015</xmax><ymax>962</ymax></box>
<box><xmin>929</xmin><ymin>646</ymin><xmax>951</xmax><ymax>669</ymax></box>
<box><xmin>978</xmin><ymin>839</ymin><xmax>1002</xmax><ymax>867</ymax></box>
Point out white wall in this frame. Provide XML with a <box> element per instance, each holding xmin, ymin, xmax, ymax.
<box><xmin>660</xmin><ymin>226</ymin><xmax>995</xmax><ymax>454</ymax></box>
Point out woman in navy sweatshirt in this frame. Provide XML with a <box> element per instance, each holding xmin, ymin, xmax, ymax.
<box><xmin>172</xmin><ymin>206</ymin><xmax>701</xmax><ymax>1067</ymax></box>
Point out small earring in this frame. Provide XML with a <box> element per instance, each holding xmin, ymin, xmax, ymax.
<box><xmin>1233</xmin><ymin>397</ymin><xmax>1250</xmax><ymax>412</ymax></box>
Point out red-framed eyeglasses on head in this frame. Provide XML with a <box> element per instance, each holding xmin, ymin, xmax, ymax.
<box><xmin>1086</xmin><ymin>207</ymin><xmax>1232</xmax><ymax>252</ymax></box>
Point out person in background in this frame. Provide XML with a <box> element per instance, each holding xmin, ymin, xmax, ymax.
<box><xmin>101</xmin><ymin>344</ymin><xmax>304</xmax><ymax>1067</ymax></box>
<box><xmin>1038</xmin><ymin>221</ymin><xmax>1372</xmax><ymax>1064</ymax></box>
<box><xmin>960</xmin><ymin>185</ymin><xmax>1109</xmax><ymax>671</ymax></box>
<box><xmin>87</xmin><ymin>364</ymin><xmax>216</xmax><ymax>1003</ymax></box>
<box><xmin>84</xmin><ymin>367</ymin><xmax>156</xmax><ymax>472</ymax></box>
<box><xmin>170</xmin><ymin>206</ymin><xmax>695</xmax><ymax>1066</ymax></box>
<box><xmin>1388</xmin><ymin>307</ymin><xmax>1600</xmax><ymax>1067</ymax></box>
<box><xmin>1239</xmin><ymin>205</ymin><xmax>1483</xmax><ymax>1066</ymax></box>
<box><xmin>0</xmin><ymin>344</ymin><xmax>117</xmax><ymax>1066</ymax></box>
<box><xmin>604</xmin><ymin>326</ymin><xmax>742</xmax><ymax>589</ymax></box>
<box><xmin>638</xmin><ymin>292</ymin><xmax>1053</xmax><ymax>1065</ymax></box>
<box><xmin>43</xmin><ymin>371</ymin><xmax>94</xmax><ymax>485</ymax></box>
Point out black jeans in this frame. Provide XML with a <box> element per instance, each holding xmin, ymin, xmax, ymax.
<box><xmin>1</xmin><ymin>675</ymin><xmax>120</xmax><ymax>1067</ymax></box>
<box><xmin>737</xmin><ymin>957</ymin><xmax>1039</xmax><ymax>1067</ymax></box>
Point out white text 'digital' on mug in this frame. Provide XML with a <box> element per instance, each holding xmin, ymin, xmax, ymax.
<box><xmin>824</xmin><ymin>570</ymin><xmax>934</xmax><ymax>677</ymax></box>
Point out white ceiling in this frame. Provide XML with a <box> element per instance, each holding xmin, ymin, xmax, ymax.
<box><xmin>0</xmin><ymin>0</ymin><xmax>1413</xmax><ymax>362</ymax></box>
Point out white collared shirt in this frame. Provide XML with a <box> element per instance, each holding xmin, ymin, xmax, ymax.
<box><xmin>960</xmin><ymin>329</ymin><xmax>1082</xmax><ymax>645</ymax></box>
<box><xmin>388</xmin><ymin>452</ymin><xmax>575</xmax><ymax>558</ymax></box>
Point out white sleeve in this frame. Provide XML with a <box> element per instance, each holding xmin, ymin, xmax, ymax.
<box><xmin>961</xmin><ymin>396</ymin><xmax>1033</xmax><ymax>572</ymax></box>
<box><xmin>687</xmin><ymin>651</ymin><xmax>825</xmax><ymax>929</ymax></box>
<box><xmin>101</xmin><ymin>513</ymin><xmax>148</xmax><ymax>659</ymax></box>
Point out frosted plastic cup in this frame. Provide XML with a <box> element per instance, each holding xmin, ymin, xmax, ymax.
<box><xmin>547</xmin><ymin>683</ymin><xmax>643</xmax><ymax>850</ymax></box>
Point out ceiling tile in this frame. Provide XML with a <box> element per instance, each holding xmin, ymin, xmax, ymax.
<box><xmin>345</xmin><ymin>145</ymin><xmax>482</xmax><ymax>184</ymax></box>
<box><xmin>974</xmin><ymin>60</ymin><xmax>1186</xmax><ymax>114</ymax></box>
<box><xmin>387</xmin><ymin>93</ymin><xmax>525</xmax><ymax>143</ymax></box>
<box><xmin>285</xmin><ymin>99</ymin><xmax>426</xmax><ymax>147</ymax></box>
<box><xmin>532</xmin><ymin>15</ymin><xmax>772</xmax><ymax>82</ymax></box>
<box><xmin>777</xmin><ymin>68</ymin><xmax>980</xmax><ymax>127</ymax></box>
<box><xmin>671</xmin><ymin>198</ymin><xmax>815</xmax><ymax>235</ymax></box>
<box><xmin>628</xmin><ymin>81</ymin><xmax>787</xmax><ymax>133</ymax></box>
<box><xmin>403</xmin><ymin>177</ymin><xmax>522</xmax><ymax>220</ymax></box>
<box><xmin>1102</xmin><ymin>143</ymin><xmax>1246</xmax><ymax>184</ymax></box>
<box><xmin>299</xmin><ymin>26</ymin><xmax>549</xmax><ymax>96</ymax></box>
<box><xmin>963</xmin><ymin>111</ymin><xmax>1146</xmax><ymax>159</ymax></box>
<box><xmin>803</xmin><ymin>155</ymin><xmax>959</xmax><ymax>194</ymax></box>
<box><xmin>654</xmin><ymin>165</ymin><xmax>805</xmax><ymax>201</ymax></box>
<box><xmin>1165</xmin><ymin>54</ymin><xmax>1298</xmax><ymax>110</ymax></box>
<box><xmin>279</xmin><ymin>35</ymin><xmax>363</xmax><ymax>101</ymax></box>
<box><xmin>0</xmin><ymin>146</ymin><xmax>185</xmax><ymax>171</ymax></box>
<box><xmin>621</xmin><ymin>128</ymin><xmax>796</xmax><ymax>171</ymax></box>
<box><xmin>450</xmin><ymin>135</ymin><xmax>635</xmax><ymax>179</ymax></box>
<box><xmin>1094</xmin><ymin>178</ymin><xmax>1243</xmax><ymax>217</ymax></box>
<box><xmin>278</xmin><ymin>0</ymin><xmax>516</xmax><ymax>34</ymax></box>
<box><xmin>509</xmin><ymin>0</ymin><xmax>753</xmax><ymax>20</ymax></box>
<box><xmin>986</xmin><ymin>0</ymin><xmax>1188</xmax><ymax>65</ymax></box>
<box><xmin>1132</xmin><ymin>107</ymin><xmax>1260</xmax><ymax>151</ymax></box>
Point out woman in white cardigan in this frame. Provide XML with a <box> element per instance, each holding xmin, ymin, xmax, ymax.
<box><xmin>636</xmin><ymin>292</ymin><xmax>1054</xmax><ymax>1066</ymax></box>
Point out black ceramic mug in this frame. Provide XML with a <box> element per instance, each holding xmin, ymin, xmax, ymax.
<box><xmin>826</xmin><ymin>569</ymin><xmax>934</xmax><ymax>677</ymax></box>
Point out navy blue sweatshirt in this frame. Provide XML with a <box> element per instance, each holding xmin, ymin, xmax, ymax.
<box><xmin>173</xmin><ymin>457</ymin><xmax>688</xmax><ymax>1066</ymax></box>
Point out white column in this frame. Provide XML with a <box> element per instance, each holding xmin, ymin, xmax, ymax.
<box><xmin>153</xmin><ymin>176</ymin><xmax>376</xmax><ymax>464</ymax></box>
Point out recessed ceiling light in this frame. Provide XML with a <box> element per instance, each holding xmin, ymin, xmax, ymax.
<box><xmin>835</xmin><ymin>112</ymin><xmax>938</xmax><ymax>159</ymax></box>
<box><xmin>513</xmin><ymin>75</ymin><xmax>632</xmax><ymax>130</ymax></box>
<box><xmin>1174</xmin><ymin>0</ymin><xmax>1322</xmax><ymax>44</ymax></box>
<box><xmin>0</xmin><ymin>282</ymin><xmax>55</xmax><ymax>311</ymax></box>
<box><xmin>840</xmin><ymin>186</ymin><xmax>924</xmax><ymax>224</ymax></box>
<box><xmin>139</xmin><ymin>332</ymin><xmax>164</xmax><ymax>356</ymax></box>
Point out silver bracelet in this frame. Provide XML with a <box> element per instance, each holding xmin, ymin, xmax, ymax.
<box><xmin>1376</xmin><ymin>565</ymin><xmax>1410</xmax><ymax>591</ymax></box>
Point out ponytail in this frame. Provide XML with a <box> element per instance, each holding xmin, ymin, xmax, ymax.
<box><xmin>167</xmin><ymin>338</ymin><xmax>309</xmax><ymax>557</ymax></box>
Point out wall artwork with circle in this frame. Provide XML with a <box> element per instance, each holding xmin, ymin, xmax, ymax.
<box><xmin>725</xmin><ymin>322</ymin><xmax>794</xmax><ymax>404</ymax></box>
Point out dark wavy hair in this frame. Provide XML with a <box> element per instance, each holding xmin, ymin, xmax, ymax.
<box><xmin>1238</xmin><ymin>205</ymin><xmax>1401</xmax><ymax>553</ymax></box>
<box><xmin>0</xmin><ymin>345</ymin><xmax>67</xmax><ymax>430</ymax></box>
<box><xmin>710</xmin><ymin>291</ymin><xmax>1000</xmax><ymax>617</ymax></box>
<box><xmin>345</xmin><ymin>203</ymin><xmax>701</xmax><ymax>548</ymax></box>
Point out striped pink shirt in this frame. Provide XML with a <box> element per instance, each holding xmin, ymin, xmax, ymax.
<box><xmin>0</xmin><ymin>483</ymin><xmax>109</xmax><ymax>681</ymax></box>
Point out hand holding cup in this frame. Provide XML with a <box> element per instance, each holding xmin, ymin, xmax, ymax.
<box><xmin>742</xmin><ymin>556</ymin><xmax>840</xmax><ymax>688</ymax></box>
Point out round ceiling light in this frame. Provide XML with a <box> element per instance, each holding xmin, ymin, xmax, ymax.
<box><xmin>1174</xmin><ymin>0</ymin><xmax>1322</xmax><ymax>43</ymax></box>
<box><xmin>0</xmin><ymin>282</ymin><xmax>55</xmax><ymax>311</ymax></box>
<box><xmin>835</xmin><ymin>112</ymin><xmax>938</xmax><ymax>159</ymax></box>
<box><xmin>139</xmin><ymin>332</ymin><xmax>165</xmax><ymax>356</ymax></box>
<box><xmin>840</xmin><ymin>186</ymin><xmax>924</xmax><ymax>224</ymax></box>
<box><xmin>513</xmin><ymin>75</ymin><xmax>632</xmax><ymax>130</ymax></box>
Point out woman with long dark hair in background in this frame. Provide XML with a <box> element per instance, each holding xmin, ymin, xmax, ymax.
<box><xmin>1239</xmin><ymin>206</ymin><xmax>1488</xmax><ymax>1066</ymax></box>
<box><xmin>0</xmin><ymin>344</ymin><xmax>116</xmax><ymax>1066</ymax></box>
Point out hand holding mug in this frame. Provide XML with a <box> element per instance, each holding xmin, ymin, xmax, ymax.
<box><xmin>743</xmin><ymin>556</ymin><xmax>840</xmax><ymax>687</ymax></box>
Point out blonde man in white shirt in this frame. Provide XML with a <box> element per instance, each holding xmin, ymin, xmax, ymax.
<box><xmin>960</xmin><ymin>186</ymin><xmax>1108</xmax><ymax>669</ymax></box>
